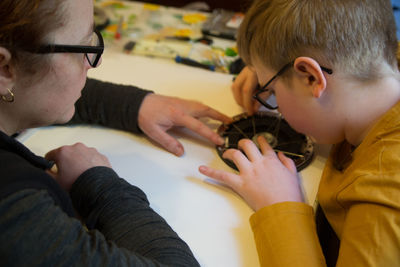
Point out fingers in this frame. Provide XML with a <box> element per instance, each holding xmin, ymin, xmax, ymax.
<box><xmin>193</xmin><ymin>104</ymin><xmax>233</xmax><ymax>124</ymax></box>
<box><xmin>237</xmin><ymin>138</ymin><xmax>262</xmax><ymax>162</ymax></box>
<box><xmin>45</xmin><ymin>169</ymin><xmax>56</xmax><ymax>179</ymax></box>
<box><xmin>44</xmin><ymin>143</ymin><xmax>112</xmax><ymax>191</ymax></box>
<box><xmin>45</xmin><ymin>147</ymin><xmax>62</xmax><ymax>163</ymax></box>
<box><xmin>222</xmin><ymin>148</ymin><xmax>252</xmax><ymax>171</ymax></box>
<box><xmin>252</xmin><ymin>101</ymin><xmax>261</xmax><ymax>115</ymax></box>
<box><xmin>198</xmin><ymin>165</ymin><xmax>241</xmax><ymax>189</ymax></box>
<box><xmin>278</xmin><ymin>152</ymin><xmax>297</xmax><ymax>174</ymax></box>
<box><xmin>258</xmin><ymin>135</ymin><xmax>298</xmax><ymax>174</ymax></box>
<box><xmin>242</xmin><ymin>79</ymin><xmax>257</xmax><ymax>116</ymax></box>
<box><xmin>257</xmin><ymin>135</ymin><xmax>275</xmax><ymax>155</ymax></box>
<box><xmin>46</xmin><ymin>143</ymin><xmax>111</xmax><ymax>168</ymax></box>
<box><xmin>231</xmin><ymin>67</ymin><xmax>259</xmax><ymax>115</ymax></box>
<box><xmin>138</xmin><ymin>94</ymin><xmax>233</xmax><ymax>155</ymax></box>
<box><xmin>232</xmin><ymin>78</ymin><xmax>245</xmax><ymax>107</ymax></box>
<box><xmin>222</xmin><ymin>138</ymin><xmax>269</xmax><ymax>168</ymax></box>
<box><xmin>143</xmin><ymin>125</ymin><xmax>185</xmax><ymax>156</ymax></box>
<box><xmin>164</xmin><ymin>100</ymin><xmax>232</xmax><ymax>146</ymax></box>
<box><xmin>174</xmin><ymin>112</ymin><xmax>225</xmax><ymax>146</ymax></box>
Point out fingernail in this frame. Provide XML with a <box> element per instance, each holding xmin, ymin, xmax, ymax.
<box><xmin>174</xmin><ymin>146</ymin><xmax>184</xmax><ymax>156</ymax></box>
<box><xmin>217</xmin><ymin>136</ymin><xmax>225</xmax><ymax>145</ymax></box>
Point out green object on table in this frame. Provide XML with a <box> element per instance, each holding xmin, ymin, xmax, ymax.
<box><xmin>225</xmin><ymin>47</ymin><xmax>238</xmax><ymax>57</ymax></box>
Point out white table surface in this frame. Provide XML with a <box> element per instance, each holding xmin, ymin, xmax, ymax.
<box><xmin>18</xmin><ymin>44</ymin><xmax>329</xmax><ymax>267</ymax></box>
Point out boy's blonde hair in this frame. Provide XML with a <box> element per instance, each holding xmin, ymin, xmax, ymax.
<box><xmin>238</xmin><ymin>0</ymin><xmax>398</xmax><ymax>81</ymax></box>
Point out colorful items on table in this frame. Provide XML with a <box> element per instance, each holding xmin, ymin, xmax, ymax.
<box><xmin>95</xmin><ymin>0</ymin><xmax>240</xmax><ymax>73</ymax></box>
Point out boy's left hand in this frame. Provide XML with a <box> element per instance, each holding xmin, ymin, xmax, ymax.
<box><xmin>231</xmin><ymin>66</ymin><xmax>260</xmax><ymax>115</ymax></box>
<box><xmin>199</xmin><ymin>136</ymin><xmax>304</xmax><ymax>211</ymax></box>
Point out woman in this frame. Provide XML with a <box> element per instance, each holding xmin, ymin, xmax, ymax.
<box><xmin>0</xmin><ymin>0</ymin><xmax>228</xmax><ymax>265</ymax></box>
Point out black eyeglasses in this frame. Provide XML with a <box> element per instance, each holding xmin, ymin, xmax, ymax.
<box><xmin>253</xmin><ymin>62</ymin><xmax>333</xmax><ymax>110</ymax></box>
<box><xmin>35</xmin><ymin>29</ymin><xmax>104</xmax><ymax>68</ymax></box>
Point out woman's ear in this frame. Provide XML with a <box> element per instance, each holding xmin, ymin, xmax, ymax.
<box><xmin>0</xmin><ymin>47</ymin><xmax>15</xmax><ymax>95</ymax></box>
<box><xmin>293</xmin><ymin>57</ymin><xmax>327</xmax><ymax>98</ymax></box>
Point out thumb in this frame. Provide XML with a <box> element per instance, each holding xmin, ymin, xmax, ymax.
<box><xmin>252</xmin><ymin>101</ymin><xmax>261</xmax><ymax>114</ymax></box>
<box><xmin>44</xmin><ymin>147</ymin><xmax>61</xmax><ymax>162</ymax></box>
<box><xmin>45</xmin><ymin>164</ymin><xmax>58</xmax><ymax>180</ymax></box>
<box><xmin>44</xmin><ymin>150</ymin><xmax>59</xmax><ymax>178</ymax></box>
<box><xmin>46</xmin><ymin>169</ymin><xmax>56</xmax><ymax>179</ymax></box>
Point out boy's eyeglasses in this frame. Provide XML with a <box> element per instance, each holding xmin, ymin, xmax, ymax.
<box><xmin>35</xmin><ymin>29</ymin><xmax>104</xmax><ymax>68</ymax></box>
<box><xmin>253</xmin><ymin>62</ymin><xmax>333</xmax><ymax>110</ymax></box>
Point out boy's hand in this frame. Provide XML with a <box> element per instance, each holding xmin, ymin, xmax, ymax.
<box><xmin>138</xmin><ymin>94</ymin><xmax>232</xmax><ymax>157</ymax></box>
<box><xmin>45</xmin><ymin>143</ymin><xmax>112</xmax><ymax>192</ymax></box>
<box><xmin>199</xmin><ymin>136</ymin><xmax>303</xmax><ymax>211</ymax></box>
<box><xmin>231</xmin><ymin>66</ymin><xmax>260</xmax><ymax>115</ymax></box>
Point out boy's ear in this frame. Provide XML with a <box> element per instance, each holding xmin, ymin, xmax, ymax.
<box><xmin>0</xmin><ymin>47</ymin><xmax>16</xmax><ymax>96</ymax></box>
<box><xmin>293</xmin><ymin>57</ymin><xmax>327</xmax><ymax>98</ymax></box>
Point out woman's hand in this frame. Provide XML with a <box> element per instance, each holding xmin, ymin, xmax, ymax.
<box><xmin>45</xmin><ymin>143</ymin><xmax>112</xmax><ymax>191</ymax></box>
<box><xmin>199</xmin><ymin>136</ymin><xmax>303</xmax><ymax>211</ymax></box>
<box><xmin>231</xmin><ymin>66</ymin><xmax>260</xmax><ymax>115</ymax></box>
<box><xmin>138</xmin><ymin>94</ymin><xmax>232</xmax><ymax>156</ymax></box>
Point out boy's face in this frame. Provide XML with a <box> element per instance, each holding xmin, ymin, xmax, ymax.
<box><xmin>252</xmin><ymin>60</ymin><xmax>344</xmax><ymax>144</ymax></box>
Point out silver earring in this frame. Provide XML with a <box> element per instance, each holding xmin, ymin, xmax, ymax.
<box><xmin>1</xmin><ymin>88</ymin><xmax>14</xmax><ymax>103</ymax></box>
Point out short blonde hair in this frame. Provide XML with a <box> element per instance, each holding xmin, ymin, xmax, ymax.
<box><xmin>238</xmin><ymin>0</ymin><xmax>398</xmax><ymax>81</ymax></box>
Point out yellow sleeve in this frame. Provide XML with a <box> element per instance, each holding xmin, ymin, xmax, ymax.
<box><xmin>335</xmin><ymin>202</ymin><xmax>400</xmax><ymax>266</ymax></box>
<box><xmin>250</xmin><ymin>202</ymin><xmax>326</xmax><ymax>267</ymax></box>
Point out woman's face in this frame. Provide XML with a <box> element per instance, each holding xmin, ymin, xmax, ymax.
<box><xmin>13</xmin><ymin>0</ymin><xmax>96</xmax><ymax>130</ymax></box>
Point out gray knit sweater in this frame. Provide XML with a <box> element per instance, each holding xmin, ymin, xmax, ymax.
<box><xmin>0</xmin><ymin>79</ymin><xmax>200</xmax><ymax>266</ymax></box>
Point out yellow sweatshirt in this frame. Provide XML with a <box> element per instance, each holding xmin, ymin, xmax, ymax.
<box><xmin>250</xmin><ymin>101</ymin><xmax>400</xmax><ymax>266</ymax></box>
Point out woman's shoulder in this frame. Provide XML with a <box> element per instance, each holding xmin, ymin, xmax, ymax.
<box><xmin>0</xmin><ymin>147</ymin><xmax>75</xmax><ymax>216</ymax></box>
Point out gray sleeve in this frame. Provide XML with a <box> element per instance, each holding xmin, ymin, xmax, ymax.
<box><xmin>71</xmin><ymin>167</ymin><xmax>200</xmax><ymax>266</ymax></box>
<box><xmin>0</xmin><ymin>168</ymin><xmax>200</xmax><ymax>267</ymax></box>
<box><xmin>68</xmin><ymin>78</ymin><xmax>153</xmax><ymax>134</ymax></box>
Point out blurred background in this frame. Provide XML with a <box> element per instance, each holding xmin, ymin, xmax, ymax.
<box><xmin>135</xmin><ymin>0</ymin><xmax>400</xmax><ymax>38</ymax></box>
<box><xmin>135</xmin><ymin>0</ymin><xmax>254</xmax><ymax>12</ymax></box>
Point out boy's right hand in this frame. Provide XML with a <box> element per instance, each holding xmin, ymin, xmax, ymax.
<box><xmin>231</xmin><ymin>66</ymin><xmax>260</xmax><ymax>115</ymax></box>
<box><xmin>199</xmin><ymin>136</ymin><xmax>304</xmax><ymax>211</ymax></box>
<box><xmin>45</xmin><ymin>143</ymin><xmax>112</xmax><ymax>192</ymax></box>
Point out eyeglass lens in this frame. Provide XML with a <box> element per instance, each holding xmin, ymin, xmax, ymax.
<box><xmin>86</xmin><ymin>32</ymin><xmax>100</xmax><ymax>66</ymax></box>
<box><xmin>257</xmin><ymin>90</ymin><xmax>278</xmax><ymax>109</ymax></box>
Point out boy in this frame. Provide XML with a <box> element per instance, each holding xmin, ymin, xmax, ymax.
<box><xmin>199</xmin><ymin>0</ymin><xmax>400</xmax><ymax>266</ymax></box>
